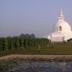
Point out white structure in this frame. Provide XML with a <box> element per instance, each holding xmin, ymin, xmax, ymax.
<box><xmin>48</xmin><ymin>10</ymin><xmax>72</xmax><ymax>42</ymax></box>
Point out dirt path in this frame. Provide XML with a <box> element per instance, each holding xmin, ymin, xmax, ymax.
<box><xmin>0</xmin><ymin>54</ymin><xmax>72</xmax><ymax>61</ymax></box>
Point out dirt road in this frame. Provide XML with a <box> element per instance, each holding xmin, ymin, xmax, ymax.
<box><xmin>0</xmin><ymin>54</ymin><xmax>72</xmax><ymax>61</ymax></box>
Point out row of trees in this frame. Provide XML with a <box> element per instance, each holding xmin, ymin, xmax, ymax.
<box><xmin>0</xmin><ymin>33</ymin><xmax>72</xmax><ymax>55</ymax></box>
<box><xmin>0</xmin><ymin>36</ymin><xmax>72</xmax><ymax>52</ymax></box>
<box><xmin>0</xmin><ymin>36</ymin><xmax>49</xmax><ymax>52</ymax></box>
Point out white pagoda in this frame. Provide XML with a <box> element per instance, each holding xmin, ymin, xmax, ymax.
<box><xmin>48</xmin><ymin>10</ymin><xmax>72</xmax><ymax>42</ymax></box>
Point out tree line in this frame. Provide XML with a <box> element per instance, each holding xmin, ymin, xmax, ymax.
<box><xmin>0</xmin><ymin>34</ymin><xmax>49</xmax><ymax>52</ymax></box>
<box><xmin>0</xmin><ymin>33</ymin><xmax>72</xmax><ymax>55</ymax></box>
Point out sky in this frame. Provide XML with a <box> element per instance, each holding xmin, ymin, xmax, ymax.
<box><xmin>0</xmin><ymin>0</ymin><xmax>72</xmax><ymax>37</ymax></box>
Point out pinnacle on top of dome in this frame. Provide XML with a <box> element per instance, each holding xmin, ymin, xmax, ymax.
<box><xmin>58</xmin><ymin>9</ymin><xmax>64</xmax><ymax>20</ymax></box>
<box><xmin>60</xmin><ymin>9</ymin><xmax>64</xmax><ymax>17</ymax></box>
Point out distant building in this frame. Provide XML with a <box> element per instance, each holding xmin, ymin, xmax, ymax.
<box><xmin>48</xmin><ymin>9</ymin><xmax>72</xmax><ymax>42</ymax></box>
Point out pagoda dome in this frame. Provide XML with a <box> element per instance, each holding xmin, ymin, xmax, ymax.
<box><xmin>55</xmin><ymin>10</ymin><xmax>71</xmax><ymax>33</ymax></box>
<box><xmin>48</xmin><ymin>9</ymin><xmax>72</xmax><ymax>42</ymax></box>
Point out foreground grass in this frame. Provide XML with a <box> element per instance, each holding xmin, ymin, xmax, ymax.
<box><xmin>0</xmin><ymin>48</ymin><xmax>72</xmax><ymax>57</ymax></box>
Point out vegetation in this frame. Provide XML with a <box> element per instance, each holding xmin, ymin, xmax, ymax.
<box><xmin>0</xmin><ymin>34</ymin><xmax>72</xmax><ymax>56</ymax></box>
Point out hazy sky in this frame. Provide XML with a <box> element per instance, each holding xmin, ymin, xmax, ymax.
<box><xmin>0</xmin><ymin>0</ymin><xmax>72</xmax><ymax>37</ymax></box>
